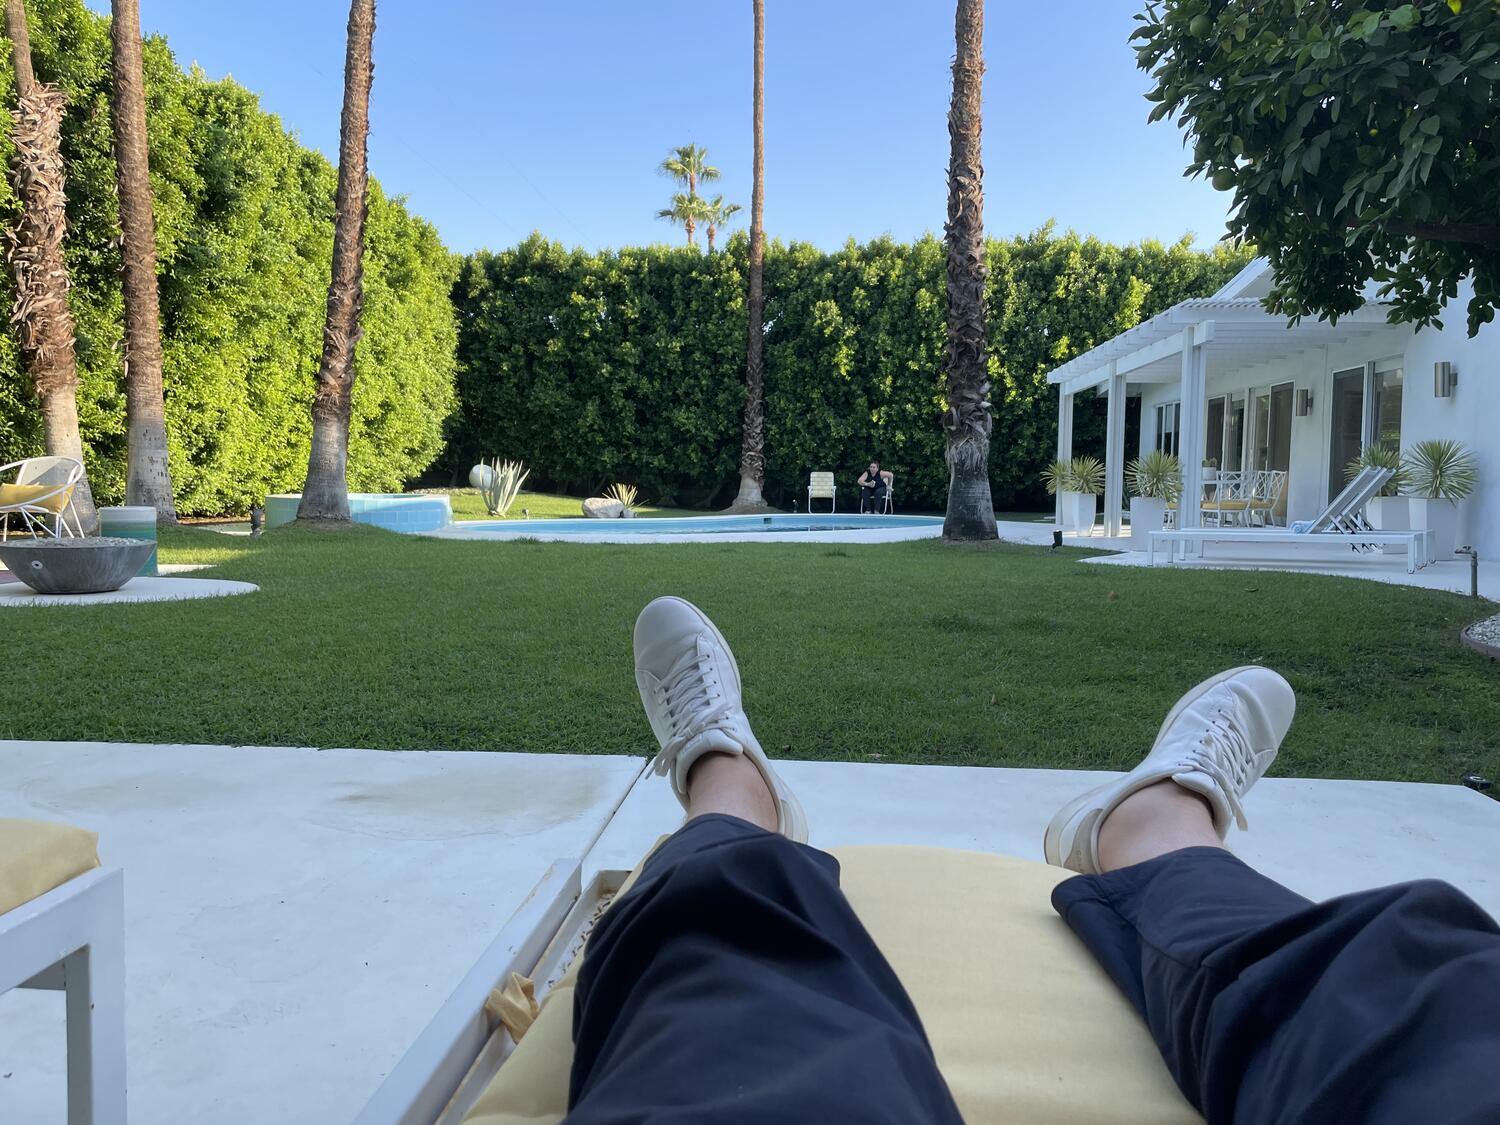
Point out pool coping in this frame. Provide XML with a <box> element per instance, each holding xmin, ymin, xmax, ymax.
<box><xmin>425</xmin><ymin>515</ymin><xmax>944</xmax><ymax>545</ymax></box>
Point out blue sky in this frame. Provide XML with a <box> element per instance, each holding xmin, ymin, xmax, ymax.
<box><xmin>86</xmin><ymin>1</ymin><xmax>1233</xmax><ymax>256</ymax></box>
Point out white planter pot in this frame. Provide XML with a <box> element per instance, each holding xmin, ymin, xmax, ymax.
<box><xmin>1409</xmin><ymin>497</ymin><xmax>1462</xmax><ymax>559</ymax></box>
<box><xmin>1063</xmin><ymin>491</ymin><xmax>1097</xmax><ymax>535</ymax></box>
<box><xmin>1365</xmin><ymin>496</ymin><xmax>1410</xmax><ymax>554</ymax></box>
<box><xmin>1129</xmin><ymin>496</ymin><xmax>1168</xmax><ymax>552</ymax></box>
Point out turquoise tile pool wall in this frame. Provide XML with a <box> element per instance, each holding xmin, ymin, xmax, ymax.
<box><xmin>263</xmin><ymin>493</ymin><xmax>451</xmax><ymax>533</ymax></box>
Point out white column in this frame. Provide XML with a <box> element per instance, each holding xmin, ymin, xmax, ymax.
<box><xmin>1178</xmin><ymin>338</ymin><xmax>1207</xmax><ymax>530</ymax></box>
<box><xmin>1056</xmin><ymin>389</ymin><xmax>1074</xmax><ymax>526</ymax></box>
<box><xmin>1103</xmin><ymin>361</ymin><xmax>1126</xmax><ymax>537</ymax></box>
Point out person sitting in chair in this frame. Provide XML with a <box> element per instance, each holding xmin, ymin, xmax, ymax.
<box><xmin>857</xmin><ymin>461</ymin><xmax>893</xmax><ymax>514</ymax></box>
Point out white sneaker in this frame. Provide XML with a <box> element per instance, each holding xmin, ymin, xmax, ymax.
<box><xmin>633</xmin><ymin>596</ymin><xmax>808</xmax><ymax>842</ymax></box>
<box><xmin>1044</xmin><ymin>666</ymin><xmax>1295</xmax><ymax>874</ymax></box>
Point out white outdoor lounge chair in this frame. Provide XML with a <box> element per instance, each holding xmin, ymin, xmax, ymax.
<box><xmin>807</xmin><ymin>471</ymin><xmax>836</xmax><ymax>514</ymax></box>
<box><xmin>0</xmin><ymin>818</ymin><xmax>126</xmax><ymax>1125</ymax></box>
<box><xmin>355</xmin><ymin>848</ymin><xmax>1202</xmax><ymax>1125</ymax></box>
<box><xmin>1150</xmin><ymin>466</ymin><xmax>1434</xmax><ymax>573</ymax></box>
<box><xmin>1</xmin><ymin>456</ymin><xmax>86</xmax><ymax>541</ymax></box>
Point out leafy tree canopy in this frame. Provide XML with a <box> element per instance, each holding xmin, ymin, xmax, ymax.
<box><xmin>1134</xmin><ymin>0</ymin><xmax>1500</xmax><ymax>334</ymax></box>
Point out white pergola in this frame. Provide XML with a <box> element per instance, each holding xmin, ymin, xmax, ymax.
<box><xmin>1045</xmin><ymin>297</ymin><xmax>1404</xmax><ymax>536</ymax></box>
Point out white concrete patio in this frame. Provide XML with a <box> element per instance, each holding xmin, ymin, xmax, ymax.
<box><xmin>994</xmin><ymin>519</ymin><xmax>1499</xmax><ymax>599</ymax></box>
<box><xmin>2</xmin><ymin>740</ymin><xmax>1497</xmax><ymax>1124</ymax></box>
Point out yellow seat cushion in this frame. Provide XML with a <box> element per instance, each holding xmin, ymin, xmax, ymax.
<box><xmin>0</xmin><ymin>818</ymin><xmax>100</xmax><ymax>916</ymax></box>
<box><xmin>463</xmin><ymin>846</ymin><xmax>1198</xmax><ymax>1125</ymax></box>
<box><xmin>0</xmin><ymin>482</ymin><xmax>72</xmax><ymax>514</ymax></box>
<box><xmin>1202</xmin><ymin>499</ymin><xmax>1249</xmax><ymax>511</ymax></box>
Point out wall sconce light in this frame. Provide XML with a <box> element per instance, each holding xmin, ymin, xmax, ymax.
<box><xmin>1434</xmin><ymin>361</ymin><xmax>1458</xmax><ymax>398</ymax></box>
<box><xmin>1294</xmin><ymin>389</ymin><xmax>1313</xmax><ymax>416</ymax></box>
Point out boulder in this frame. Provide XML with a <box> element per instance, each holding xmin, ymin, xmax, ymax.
<box><xmin>582</xmin><ymin>497</ymin><xmax>625</xmax><ymax>519</ymax></box>
<box><xmin>469</xmin><ymin>464</ymin><xmax>496</xmax><ymax>490</ymax></box>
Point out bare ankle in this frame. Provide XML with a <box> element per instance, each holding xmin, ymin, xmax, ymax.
<box><xmin>685</xmin><ymin>752</ymin><xmax>777</xmax><ymax>832</ymax></box>
<box><xmin>1096</xmin><ymin>780</ymin><xmax>1223</xmax><ymax>872</ymax></box>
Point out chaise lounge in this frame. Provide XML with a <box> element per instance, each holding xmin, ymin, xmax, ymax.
<box><xmin>0</xmin><ymin>818</ymin><xmax>126</xmax><ymax>1124</ymax></box>
<box><xmin>356</xmin><ymin>846</ymin><xmax>1202</xmax><ymax>1125</ymax></box>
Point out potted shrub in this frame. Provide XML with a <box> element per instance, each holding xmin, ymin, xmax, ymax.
<box><xmin>1406</xmin><ymin>439</ymin><xmax>1478</xmax><ymax>558</ymax></box>
<box><xmin>1042</xmin><ymin>459</ymin><xmax>1075</xmax><ymax>528</ymax></box>
<box><xmin>1042</xmin><ymin>457</ymin><xmax>1100</xmax><ymax>533</ymax></box>
<box><xmin>1126</xmin><ymin>450</ymin><xmax>1181</xmax><ymax>551</ymax></box>
<box><xmin>1063</xmin><ymin>455</ymin><xmax>1104</xmax><ymax>534</ymax></box>
<box><xmin>1345</xmin><ymin>446</ymin><xmax>1408</xmax><ymax>545</ymax></box>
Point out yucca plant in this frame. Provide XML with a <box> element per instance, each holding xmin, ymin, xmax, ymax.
<box><xmin>480</xmin><ymin>457</ymin><xmax>529</xmax><ymax>516</ymax></box>
<box><xmin>1406</xmin><ymin>439</ymin><xmax>1477</xmax><ymax>500</ymax></box>
<box><xmin>1126</xmin><ymin>450</ymin><xmax>1181</xmax><ymax>501</ymax></box>
<box><xmin>1067</xmin><ymin>455</ymin><xmax>1105</xmax><ymax>497</ymax></box>
<box><xmin>1344</xmin><ymin>444</ymin><xmax>1406</xmax><ymax>496</ymax></box>
<box><xmin>1041</xmin><ymin>459</ymin><xmax>1072</xmax><ymax>496</ymax></box>
<box><xmin>604</xmin><ymin>482</ymin><xmax>639</xmax><ymax>513</ymax></box>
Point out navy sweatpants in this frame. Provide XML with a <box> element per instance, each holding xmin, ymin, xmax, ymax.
<box><xmin>566</xmin><ymin>819</ymin><xmax>1500</xmax><ymax>1124</ymax></box>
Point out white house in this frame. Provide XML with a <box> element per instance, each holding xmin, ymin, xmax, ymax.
<box><xmin>1045</xmin><ymin>258</ymin><xmax>1497</xmax><ymax>559</ymax></box>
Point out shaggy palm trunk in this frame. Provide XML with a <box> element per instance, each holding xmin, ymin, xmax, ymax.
<box><xmin>941</xmin><ymin>0</ymin><xmax>997</xmax><ymax>541</ymax></box>
<box><xmin>5</xmin><ymin>0</ymin><xmax>97</xmax><ymax>532</ymax></box>
<box><xmin>111</xmin><ymin>0</ymin><xmax>175</xmax><ymax>522</ymax></box>
<box><xmin>300</xmin><ymin>0</ymin><xmax>375</xmax><ymax>523</ymax></box>
<box><xmin>729</xmin><ymin>0</ymin><xmax>769</xmax><ymax>511</ymax></box>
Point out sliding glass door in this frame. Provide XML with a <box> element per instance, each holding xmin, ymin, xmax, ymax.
<box><xmin>1328</xmin><ymin>367</ymin><xmax>1365</xmax><ymax>501</ymax></box>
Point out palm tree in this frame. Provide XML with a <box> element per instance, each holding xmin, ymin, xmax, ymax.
<box><xmin>110</xmin><ymin>0</ymin><xmax>175</xmax><ymax>523</ymax></box>
<box><xmin>728</xmin><ymin>0</ymin><xmax>768</xmax><ymax>512</ymax></box>
<box><xmin>655</xmin><ymin>191</ymin><xmax>709</xmax><ymax>247</ymax></box>
<box><xmin>703</xmin><ymin>194</ymin><xmax>742</xmax><ymax>252</ymax></box>
<box><xmin>940</xmin><ymin>0</ymin><xmax>997</xmax><ymax>541</ymax></box>
<box><xmin>4</xmin><ymin>0</ymin><xmax>97</xmax><ymax>532</ymax></box>
<box><xmin>657</xmin><ymin>144</ymin><xmax>719</xmax><ymax>246</ymax></box>
<box><xmin>299</xmin><ymin>0</ymin><xmax>376</xmax><ymax>523</ymax></box>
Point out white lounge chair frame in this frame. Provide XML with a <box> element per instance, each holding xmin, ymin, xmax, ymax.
<box><xmin>355</xmin><ymin>858</ymin><xmax>626</xmax><ymax>1125</ymax></box>
<box><xmin>1</xmin><ymin>456</ymin><xmax>86</xmax><ymax>541</ymax></box>
<box><xmin>0</xmin><ymin>866</ymin><xmax>126</xmax><ymax>1125</ymax></box>
<box><xmin>807</xmin><ymin>472</ymin><xmax>836</xmax><ymax>514</ymax></box>
<box><xmin>1150</xmin><ymin>466</ymin><xmax>1434</xmax><ymax>573</ymax></box>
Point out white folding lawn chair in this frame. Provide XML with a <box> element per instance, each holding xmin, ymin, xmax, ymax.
<box><xmin>1</xmin><ymin>456</ymin><xmax>86</xmax><ymax>541</ymax></box>
<box><xmin>807</xmin><ymin>471</ymin><xmax>836</xmax><ymax>514</ymax></box>
<box><xmin>0</xmin><ymin>819</ymin><xmax>126</xmax><ymax>1125</ymax></box>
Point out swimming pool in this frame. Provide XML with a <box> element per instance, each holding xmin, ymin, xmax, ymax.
<box><xmin>263</xmin><ymin>492</ymin><xmax>453</xmax><ymax>533</ymax></box>
<box><xmin>429</xmin><ymin>513</ymin><xmax>944</xmax><ymax>544</ymax></box>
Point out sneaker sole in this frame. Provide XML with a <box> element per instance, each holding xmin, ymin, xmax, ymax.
<box><xmin>1042</xmin><ymin>665</ymin><xmax>1262</xmax><ymax>871</ymax></box>
<box><xmin>647</xmin><ymin>597</ymin><xmax>808</xmax><ymax>843</ymax></box>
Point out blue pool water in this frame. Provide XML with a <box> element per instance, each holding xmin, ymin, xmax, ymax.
<box><xmin>460</xmin><ymin>514</ymin><xmax>942</xmax><ymax>536</ymax></box>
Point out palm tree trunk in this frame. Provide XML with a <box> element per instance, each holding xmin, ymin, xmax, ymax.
<box><xmin>941</xmin><ymin>0</ymin><xmax>997</xmax><ymax>541</ymax></box>
<box><xmin>729</xmin><ymin>0</ymin><xmax>769</xmax><ymax>511</ymax></box>
<box><xmin>110</xmin><ymin>0</ymin><xmax>175</xmax><ymax>522</ymax></box>
<box><xmin>5</xmin><ymin>0</ymin><xmax>97</xmax><ymax>532</ymax></box>
<box><xmin>707</xmin><ymin>223</ymin><xmax>716</xmax><ymax>252</ymax></box>
<box><xmin>299</xmin><ymin>0</ymin><xmax>375</xmax><ymax>523</ymax></box>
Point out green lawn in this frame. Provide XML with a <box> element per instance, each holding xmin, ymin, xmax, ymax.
<box><xmin>3</xmin><ymin>524</ymin><xmax>1495</xmax><ymax>787</ymax></box>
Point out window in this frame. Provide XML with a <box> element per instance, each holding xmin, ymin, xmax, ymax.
<box><xmin>1206</xmin><ymin>394</ymin><xmax>1247</xmax><ymax>471</ymax></box>
<box><xmin>1154</xmin><ymin>401</ymin><xmax>1180</xmax><ymax>457</ymax></box>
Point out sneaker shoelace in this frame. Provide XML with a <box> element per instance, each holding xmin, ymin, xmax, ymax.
<box><xmin>1181</xmin><ymin>696</ymin><xmax>1256</xmax><ymax>830</ymax></box>
<box><xmin>649</xmin><ymin>637</ymin><xmax>738</xmax><ymax>779</ymax></box>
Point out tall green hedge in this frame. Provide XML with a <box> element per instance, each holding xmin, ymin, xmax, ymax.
<box><xmin>449</xmin><ymin>229</ymin><xmax>1252</xmax><ymax>511</ymax></box>
<box><xmin>0</xmin><ymin>0</ymin><xmax>458</xmax><ymax>514</ymax></box>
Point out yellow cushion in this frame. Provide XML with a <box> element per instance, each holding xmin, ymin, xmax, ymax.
<box><xmin>1203</xmin><ymin>499</ymin><xmax>1249</xmax><ymax>511</ymax></box>
<box><xmin>0</xmin><ymin>818</ymin><xmax>100</xmax><ymax>916</ymax></box>
<box><xmin>463</xmin><ymin>847</ymin><xmax>1198</xmax><ymax>1125</ymax></box>
<box><xmin>0</xmin><ymin>482</ymin><xmax>72</xmax><ymax>514</ymax></box>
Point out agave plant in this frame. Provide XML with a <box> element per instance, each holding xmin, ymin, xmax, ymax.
<box><xmin>604</xmin><ymin>482</ymin><xmax>639</xmax><ymax>513</ymax></box>
<box><xmin>1405</xmin><ymin>439</ymin><xmax>1477</xmax><ymax>500</ymax></box>
<box><xmin>480</xmin><ymin>457</ymin><xmax>529</xmax><ymax>516</ymax></box>
<box><xmin>1067</xmin><ymin>455</ymin><xmax>1106</xmax><ymax>497</ymax></box>
<box><xmin>1344</xmin><ymin>445</ymin><xmax>1406</xmax><ymax>497</ymax></box>
<box><xmin>1125</xmin><ymin>450</ymin><xmax>1181</xmax><ymax>501</ymax></box>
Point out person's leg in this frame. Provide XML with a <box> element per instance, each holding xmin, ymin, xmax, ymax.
<box><xmin>565</xmin><ymin>599</ymin><xmax>962</xmax><ymax>1125</ymax></box>
<box><xmin>1045</xmin><ymin>669</ymin><xmax>1500</xmax><ymax>1125</ymax></box>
